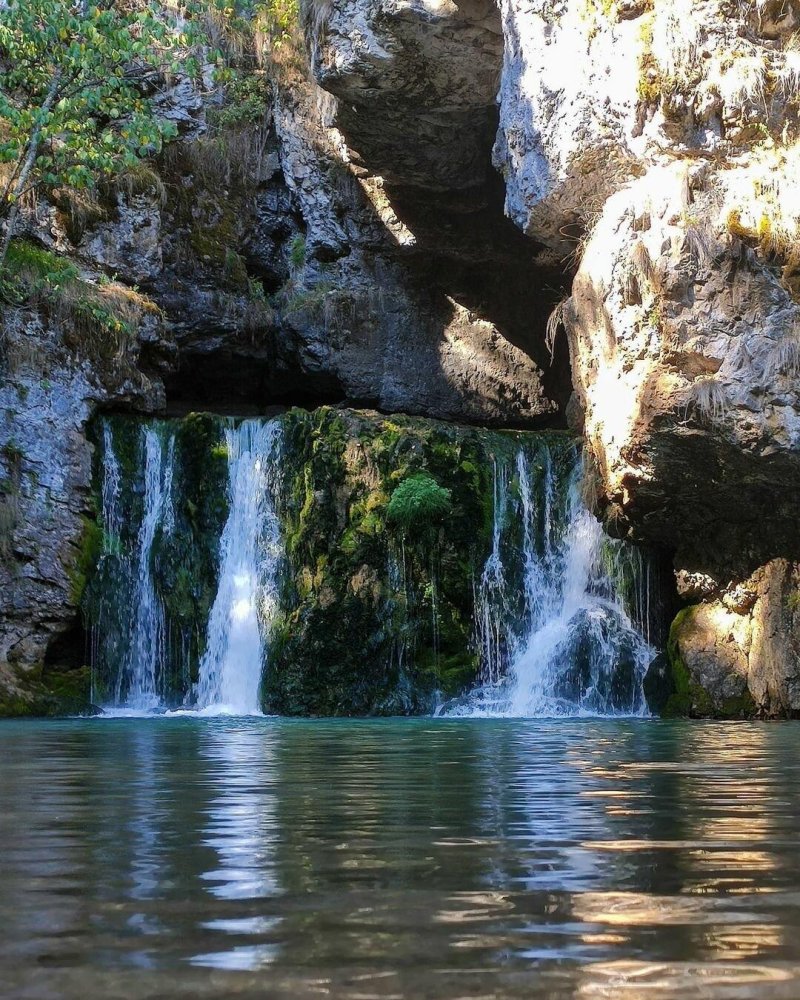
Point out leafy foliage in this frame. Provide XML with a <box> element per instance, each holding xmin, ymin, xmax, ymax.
<box><xmin>387</xmin><ymin>474</ymin><xmax>453</xmax><ymax>533</ymax></box>
<box><xmin>0</xmin><ymin>0</ymin><xmax>187</xmax><ymax>264</ymax></box>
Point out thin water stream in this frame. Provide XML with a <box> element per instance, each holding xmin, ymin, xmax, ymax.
<box><xmin>195</xmin><ymin>419</ymin><xmax>283</xmax><ymax>714</ymax></box>
<box><xmin>3</xmin><ymin>717</ymin><xmax>800</xmax><ymax>1000</ymax></box>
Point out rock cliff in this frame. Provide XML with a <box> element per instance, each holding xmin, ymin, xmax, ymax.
<box><xmin>4</xmin><ymin>0</ymin><xmax>800</xmax><ymax>715</ymax></box>
<box><xmin>481</xmin><ymin>0</ymin><xmax>800</xmax><ymax>715</ymax></box>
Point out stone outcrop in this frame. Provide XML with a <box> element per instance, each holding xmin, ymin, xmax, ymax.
<box><xmin>668</xmin><ymin>561</ymin><xmax>800</xmax><ymax>717</ymax></box>
<box><xmin>303</xmin><ymin>0</ymin><xmax>571</xmax><ymax>415</ymax></box>
<box><xmin>567</xmin><ymin>164</ymin><xmax>800</xmax><ymax>581</ymax></box>
<box><xmin>480</xmin><ymin>0</ymin><xmax>800</xmax><ymax>713</ymax></box>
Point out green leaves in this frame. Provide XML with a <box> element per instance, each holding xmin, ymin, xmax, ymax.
<box><xmin>0</xmin><ymin>0</ymin><xmax>184</xmax><ymax>223</ymax></box>
<box><xmin>387</xmin><ymin>475</ymin><xmax>453</xmax><ymax>533</ymax></box>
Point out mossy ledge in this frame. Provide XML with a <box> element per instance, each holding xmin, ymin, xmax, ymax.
<box><xmin>267</xmin><ymin>407</ymin><xmax>564</xmax><ymax>716</ymax></box>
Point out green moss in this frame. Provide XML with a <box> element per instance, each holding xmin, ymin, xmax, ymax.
<box><xmin>662</xmin><ymin>607</ymin><xmax>702</xmax><ymax>717</ymax></box>
<box><xmin>3</xmin><ymin>240</ymin><xmax>77</xmax><ymax>290</ymax></box>
<box><xmin>662</xmin><ymin>606</ymin><xmax>756</xmax><ymax>719</ymax></box>
<box><xmin>0</xmin><ymin>666</ymin><xmax>93</xmax><ymax>718</ymax></box>
<box><xmin>289</xmin><ymin>234</ymin><xmax>306</xmax><ymax>271</ymax></box>
<box><xmin>387</xmin><ymin>473</ymin><xmax>452</xmax><ymax>533</ymax></box>
<box><xmin>69</xmin><ymin>515</ymin><xmax>103</xmax><ymax>605</ymax></box>
<box><xmin>41</xmin><ymin>666</ymin><xmax>92</xmax><ymax>714</ymax></box>
<box><xmin>719</xmin><ymin>689</ymin><xmax>757</xmax><ymax>718</ymax></box>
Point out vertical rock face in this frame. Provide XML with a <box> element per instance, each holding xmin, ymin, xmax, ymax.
<box><xmin>302</xmin><ymin>0</ymin><xmax>571</xmax><ymax>418</ymax></box>
<box><xmin>269</xmin><ymin>81</ymin><xmax>559</xmax><ymax>426</ymax></box>
<box><xmin>493</xmin><ymin>0</ymin><xmax>646</xmax><ymax>256</ymax></box>
<box><xmin>482</xmin><ymin>0</ymin><xmax>800</xmax><ymax>714</ymax></box>
<box><xmin>567</xmin><ymin>165</ymin><xmax>800</xmax><ymax>579</ymax></box>
<box><xmin>0</xmin><ymin>304</ymin><xmax>170</xmax><ymax>712</ymax></box>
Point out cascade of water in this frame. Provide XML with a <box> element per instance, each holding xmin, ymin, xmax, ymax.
<box><xmin>100</xmin><ymin>422</ymin><xmax>122</xmax><ymax>551</ymax></box>
<box><xmin>475</xmin><ymin>460</ymin><xmax>510</xmax><ymax>686</ymax></box>
<box><xmin>458</xmin><ymin>442</ymin><xmax>654</xmax><ymax>718</ymax></box>
<box><xmin>115</xmin><ymin>426</ymin><xmax>176</xmax><ymax>710</ymax></box>
<box><xmin>195</xmin><ymin>419</ymin><xmax>283</xmax><ymax>715</ymax></box>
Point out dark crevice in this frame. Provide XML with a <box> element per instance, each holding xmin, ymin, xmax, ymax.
<box><xmin>162</xmin><ymin>347</ymin><xmax>350</xmax><ymax>416</ymax></box>
<box><xmin>44</xmin><ymin>618</ymin><xmax>88</xmax><ymax>672</ymax></box>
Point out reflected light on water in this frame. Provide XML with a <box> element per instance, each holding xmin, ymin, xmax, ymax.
<box><xmin>2</xmin><ymin>718</ymin><xmax>800</xmax><ymax>998</ymax></box>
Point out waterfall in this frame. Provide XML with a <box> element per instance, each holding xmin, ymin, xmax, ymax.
<box><xmin>91</xmin><ymin>415</ymin><xmax>652</xmax><ymax>719</ymax></box>
<box><xmin>195</xmin><ymin>420</ymin><xmax>283</xmax><ymax>715</ymax></box>
<box><xmin>455</xmin><ymin>442</ymin><xmax>654</xmax><ymax>718</ymax></box>
<box><xmin>100</xmin><ymin>422</ymin><xmax>122</xmax><ymax>551</ymax></box>
<box><xmin>475</xmin><ymin>461</ymin><xmax>511</xmax><ymax>686</ymax></box>
<box><xmin>114</xmin><ymin>426</ymin><xmax>176</xmax><ymax>711</ymax></box>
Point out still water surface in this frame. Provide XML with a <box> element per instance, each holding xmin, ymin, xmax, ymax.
<box><xmin>2</xmin><ymin>718</ymin><xmax>800</xmax><ymax>998</ymax></box>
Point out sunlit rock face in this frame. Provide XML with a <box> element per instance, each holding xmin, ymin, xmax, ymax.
<box><xmin>566</xmin><ymin>164</ymin><xmax>800</xmax><ymax>580</ymax></box>
<box><xmin>494</xmin><ymin>0</ymin><xmax>646</xmax><ymax>257</ymax></box>
<box><xmin>493</xmin><ymin>1</ymin><xmax>800</xmax><ymax>572</ymax></box>
<box><xmin>670</xmin><ymin>561</ymin><xmax>800</xmax><ymax>718</ymax></box>
<box><xmin>494</xmin><ymin>0</ymin><xmax>800</xmax><ymax>254</ymax></box>
<box><xmin>489</xmin><ymin>0</ymin><xmax>800</xmax><ymax>712</ymax></box>
<box><xmin>496</xmin><ymin>0</ymin><xmax>800</xmax><ymax>530</ymax></box>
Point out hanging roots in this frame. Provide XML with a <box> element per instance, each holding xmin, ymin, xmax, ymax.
<box><xmin>683</xmin><ymin>376</ymin><xmax>728</xmax><ymax>424</ymax></box>
<box><xmin>545</xmin><ymin>298</ymin><xmax>571</xmax><ymax>361</ymax></box>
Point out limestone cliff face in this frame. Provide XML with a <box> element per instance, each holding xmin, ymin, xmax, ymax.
<box><xmin>6</xmin><ymin>0</ymin><xmax>800</xmax><ymax>715</ymax></box>
<box><xmin>0</xmin><ymin>297</ymin><xmax>170</xmax><ymax>708</ymax></box>
<box><xmin>487</xmin><ymin>0</ymin><xmax>800</xmax><ymax>714</ymax></box>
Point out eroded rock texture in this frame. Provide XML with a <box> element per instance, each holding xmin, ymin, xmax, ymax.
<box><xmin>0</xmin><ymin>302</ymin><xmax>171</xmax><ymax>712</ymax></box>
<box><xmin>486</xmin><ymin>0</ymin><xmax>800</xmax><ymax>713</ymax></box>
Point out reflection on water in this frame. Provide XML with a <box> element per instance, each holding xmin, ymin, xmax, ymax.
<box><xmin>2</xmin><ymin>719</ymin><xmax>800</xmax><ymax>998</ymax></box>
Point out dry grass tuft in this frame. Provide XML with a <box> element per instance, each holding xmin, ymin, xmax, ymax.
<box><xmin>545</xmin><ymin>298</ymin><xmax>571</xmax><ymax>361</ymax></box>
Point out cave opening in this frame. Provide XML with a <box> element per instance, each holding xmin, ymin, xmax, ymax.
<box><xmin>44</xmin><ymin>618</ymin><xmax>89</xmax><ymax>674</ymax></box>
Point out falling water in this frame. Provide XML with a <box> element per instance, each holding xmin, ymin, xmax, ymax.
<box><xmin>195</xmin><ymin>420</ymin><xmax>283</xmax><ymax>715</ymax></box>
<box><xmin>456</xmin><ymin>442</ymin><xmax>654</xmax><ymax>717</ymax></box>
<box><xmin>100</xmin><ymin>422</ymin><xmax>122</xmax><ymax>550</ymax></box>
<box><xmin>114</xmin><ymin>426</ymin><xmax>176</xmax><ymax>710</ymax></box>
<box><xmin>475</xmin><ymin>461</ymin><xmax>510</xmax><ymax>686</ymax></box>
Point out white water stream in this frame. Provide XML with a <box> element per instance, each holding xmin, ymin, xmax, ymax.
<box><xmin>194</xmin><ymin>420</ymin><xmax>283</xmax><ymax>715</ymax></box>
<box><xmin>452</xmin><ymin>445</ymin><xmax>654</xmax><ymax>718</ymax></box>
<box><xmin>115</xmin><ymin>426</ymin><xmax>175</xmax><ymax>711</ymax></box>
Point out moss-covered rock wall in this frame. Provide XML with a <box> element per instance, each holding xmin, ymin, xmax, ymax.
<box><xmin>267</xmin><ymin>407</ymin><xmax>559</xmax><ymax>714</ymax></box>
<box><xmin>72</xmin><ymin>406</ymin><xmax>580</xmax><ymax>716</ymax></box>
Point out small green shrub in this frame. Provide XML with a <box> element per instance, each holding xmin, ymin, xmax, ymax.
<box><xmin>387</xmin><ymin>473</ymin><xmax>452</xmax><ymax>532</ymax></box>
<box><xmin>289</xmin><ymin>234</ymin><xmax>306</xmax><ymax>271</ymax></box>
